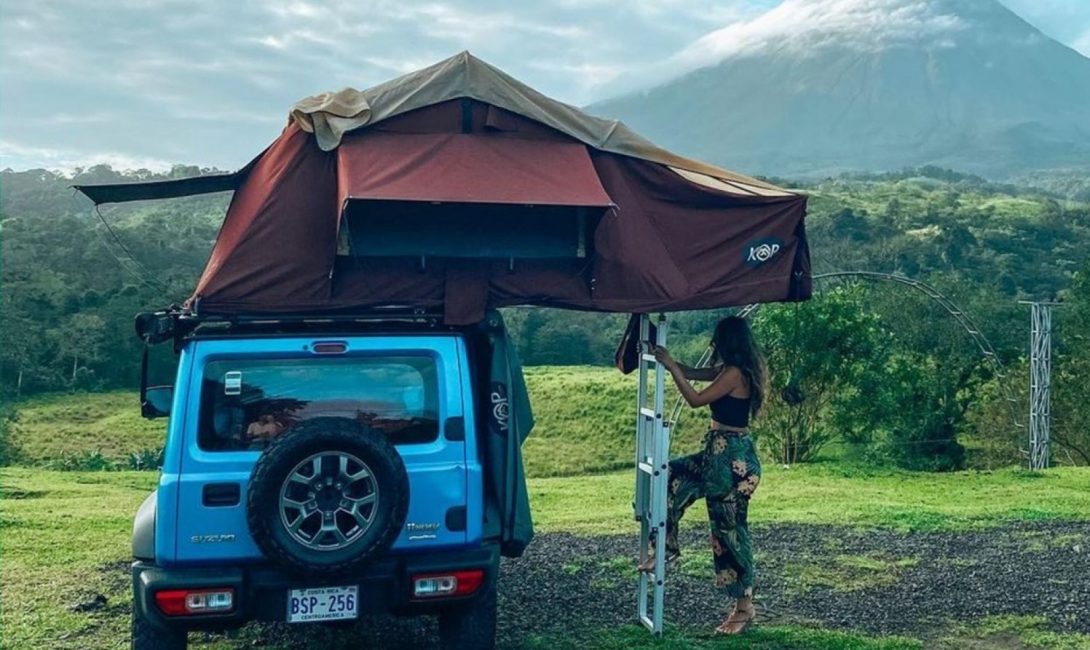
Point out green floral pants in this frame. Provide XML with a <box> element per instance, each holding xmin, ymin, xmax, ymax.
<box><xmin>662</xmin><ymin>429</ymin><xmax>761</xmax><ymax>598</ymax></box>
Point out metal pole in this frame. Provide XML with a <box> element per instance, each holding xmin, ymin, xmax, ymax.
<box><xmin>1023</xmin><ymin>301</ymin><xmax>1057</xmax><ymax>470</ymax></box>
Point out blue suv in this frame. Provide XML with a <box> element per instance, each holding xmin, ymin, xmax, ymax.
<box><xmin>130</xmin><ymin>312</ymin><xmax>527</xmax><ymax>649</ymax></box>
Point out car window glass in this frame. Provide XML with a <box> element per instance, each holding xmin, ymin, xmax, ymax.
<box><xmin>197</xmin><ymin>356</ymin><xmax>439</xmax><ymax>451</ymax></box>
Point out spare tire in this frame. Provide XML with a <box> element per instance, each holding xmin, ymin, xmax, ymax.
<box><xmin>247</xmin><ymin>417</ymin><xmax>409</xmax><ymax>574</ymax></box>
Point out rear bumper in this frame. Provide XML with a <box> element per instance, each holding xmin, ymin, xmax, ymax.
<box><xmin>133</xmin><ymin>544</ymin><xmax>498</xmax><ymax>632</ymax></box>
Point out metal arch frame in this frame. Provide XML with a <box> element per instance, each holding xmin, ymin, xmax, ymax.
<box><xmin>669</xmin><ymin>271</ymin><xmax>1025</xmax><ymax>448</ymax></box>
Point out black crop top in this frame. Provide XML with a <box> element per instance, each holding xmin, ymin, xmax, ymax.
<box><xmin>710</xmin><ymin>394</ymin><xmax>750</xmax><ymax>428</ymax></box>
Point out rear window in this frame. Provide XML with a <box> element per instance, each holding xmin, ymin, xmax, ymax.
<box><xmin>197</xmin><ymin>356</ymin><xmax>439</xmax><ymax>451</ymax></box>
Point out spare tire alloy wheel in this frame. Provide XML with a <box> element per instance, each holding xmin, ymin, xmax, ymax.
<box><xmin>248</xmin><ymin>418</ymin><xmax>409</xmax><ymax>574</ymax></box>
<box><xmin>280</xmin><ymin>452</ymin><xmax>378</xmax><ymax>551</ymax></box>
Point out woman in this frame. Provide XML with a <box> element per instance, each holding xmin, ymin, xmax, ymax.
<box><xmin>640</xmin><ymin>316</ymin><xmax>765</xmax><ymax>635</ymax></box>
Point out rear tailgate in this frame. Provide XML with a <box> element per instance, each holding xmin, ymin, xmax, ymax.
<box><xmin>161</xmin><ymin>335</ymin><xmax>477</xmax><ymax>566</ymax></box>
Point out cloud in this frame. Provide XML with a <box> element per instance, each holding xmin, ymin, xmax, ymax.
<box><xmin>1000</xmin><ymin>0</ymin><xmax>1090</xmax><ymax>54</ymax></box>
<box><xmin>675</xmin><ymin>0</ymin><xmax>965</xmax><ymax>67</ymax></box>
<box><xmin>1</xmin><ymin>0</ymin><xmax>1087</xmax><ymax>170</ymax></box>
<box><xmin>0</xmin><ymin>139</ymin><xmax>174</xmax><ymax>174</ymax></box>
<box><xmin>267</xmin><ymin>1</ymin><xmax>323</xmax><ymax>19</ymax></box>
<box><xmin>1075</xmin><ymin>28</ymin><xmax>1090</xmax><ymax>57</ymax></box>
<box><xmin>593</xmin><ymin>0</ymin><xmax>968</xmax><ymax>98</ymax></box>
<box><xmin>21</xmin><ymin>113</ymin><xmax>116</xmax><ymax>126</ymax></box>
<box><xmin>526</xmin><ymin>60</ymin><xmax>628</xmax><ymax>100</ymax></box>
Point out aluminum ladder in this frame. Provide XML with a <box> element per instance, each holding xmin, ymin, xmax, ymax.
<box><xmin>634</xmin><ymin>313</ymin><xmax>670</xmax><ymax>634</ymax></box>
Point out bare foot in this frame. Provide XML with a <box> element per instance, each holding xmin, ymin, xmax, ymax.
<box><xmin>636</xmin><ymin>549</ymin><xmax>679</xmax><ymax>573</ymax></box>
<box><xmin>715</xmin><ymin>604</ymin><xmax>756</xmax><ymax>635</ymax></box>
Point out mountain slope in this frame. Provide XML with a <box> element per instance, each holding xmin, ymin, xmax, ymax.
<box><xmin>589</xmin><ymin>0</ymin><xmax>1090</xmax><ymax>178</ymax></box>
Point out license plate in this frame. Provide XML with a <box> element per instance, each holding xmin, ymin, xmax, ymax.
<box><xmin>287</xmin><ymin>585</ymin><xmax>359</xmax><ymax>623</ymax></box>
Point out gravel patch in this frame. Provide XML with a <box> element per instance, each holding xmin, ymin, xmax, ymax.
<box><xmin>221</xmin><ymin>520</ymin><xmax>1090</xmax><ymax>648</ymax></box>
<box><xmin>494</xmin><ymin>520</ymin><xmax>1090</xmax><ymax>645</ymax></box>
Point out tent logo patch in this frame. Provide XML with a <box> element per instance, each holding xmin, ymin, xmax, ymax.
<box><xmin>490</xmin><ymin>383</ymin><xmax>510</xmax><ymax>432</ymax></box>
<box><xmin>744</xmin><ymin>237</ymin><xmax>784</xmax><ymax>267</ymax></box>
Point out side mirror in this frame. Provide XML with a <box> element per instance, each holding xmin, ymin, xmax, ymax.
<box><xmin>142</xmin><ymin>386</ymin><xmax>173</xmax><ymax>419</ymax></box>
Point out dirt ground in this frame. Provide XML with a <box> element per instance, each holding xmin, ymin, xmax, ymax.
<box><xmin>226</xmin><ymin>520</ymin><xmax>1090</xmax><ymax>648</ymax></box>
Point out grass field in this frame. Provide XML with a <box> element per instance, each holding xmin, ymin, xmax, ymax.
<box><xmin>4</xmin><ymin>391</ymin><xmax>163</xmax><ymax>464</ymax></box>
<box><xmin>3</xmin><ymin>465</ymin><xmax>1090</xmax><ymax>649</ymax></box>
<box><xmin>3</xmin><ymin>381</ymin><xmax>1090</xmax><ymax>648</ymax></box>
<box><xmin>533</xmin><ymin>462</ymin><xmax>1090</xmax><ymax>535</ymax></box>
<box><xmin>528</xmin><ymin>616</ymin><xmax>1090</xmax><ymax>649</ymax></box>
<box><xmin>1</xmin><ymin>366</ymin><xmax>1025</xmax><ymax>477</ymax></box>
<box><xmin>2</xmin><ymin>368</ymin><xmax>711</xmax><ymax>477</ymax></box>
<box><xmin>522</xmin><ymin>366</ymin><xmax>714</xmax><ymax>476</ymax></box>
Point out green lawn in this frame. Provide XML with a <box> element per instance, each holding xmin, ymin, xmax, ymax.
<box><xmin>2</xmin><ymin>369</ymin><xmax>710</xmax><ymax>477</ymax></box>
<box><xmin>530</xmin><ymin>463</ymin><xmax>1090</xmax><ymax>535</ymax></box>
<box><xmin>5</xmin><ymin>391</ymin><xmax>164</xmax><ymax>464</ymax></box>
<box><xmin>3</xmin><ymin>466</ymin><xmax>1090</xmax><ymax>648</ymax></box>
<box><xmin>0</xmin><ymin>469</ymin><xmax>156</xmax><ymax>648</ymax></box>
<box><xmin>4</xmin><ymin>382</ymin><xmax>1090</xmax><ymax>648</ymax></box>
<box><xmin>527</xmin><ymin>616</ymin><xmax>1090</xmax><ymax>649</ymax></box>
<box><xmin>0</xmin><ymin>367</ymin><xmax>1037</xmax><ymax>478</ymax></box>
<box><xmin>523</xmin><ymin>366</ymin><xmax>712</xmax><ymax>477</ymax></box>
<box><xmin>525</xmin><ymin>624</ymin><xmax>923</xmax><ymax>650</ymax></box>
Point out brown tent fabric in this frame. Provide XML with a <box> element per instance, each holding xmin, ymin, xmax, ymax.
<box><xmin>192</xmin><ymin>124</ymin><xmax>338</xmax><ymax>308</ymax></box>
<box><xmin>173</xmin><ymin>56</ymin><xmax>811</xmax><ymax>324</ymax></box>
<box><xmin>337</xmin><ymin>131</ymin><xmax>613</xmax><ymax>207</ymax></box>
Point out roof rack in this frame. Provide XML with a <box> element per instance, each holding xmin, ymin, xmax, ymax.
<box><xmin>135</xmin><ymin>305</ymin><xmax>449</xmax><ymax>349</ymax></box>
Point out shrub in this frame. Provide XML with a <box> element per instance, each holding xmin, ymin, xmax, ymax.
<box><xmin>47</xmin><ymin>450</ymin><xmax>117</xmax><ymax>471</ymax></box>
<box><xmin>840</xmin><ymin>353</ymin><xmax>967</xmax><ymax>472</ymax></box>
<box><xmin>127</xmin><ymin>447</ymin><xmax>164</xmax><ymax>471</ymax></box>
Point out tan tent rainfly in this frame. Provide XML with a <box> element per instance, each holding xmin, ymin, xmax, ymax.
<box><xmin>290</xmin><ymin>51</ymin><xmax>794</xmax><ymax>199</ymax></box>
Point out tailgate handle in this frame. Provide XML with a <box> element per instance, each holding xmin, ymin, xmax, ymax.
<box><xmin>202</xmin><ymin>483</ymin><xmax>241</xmax><ymax>507</ymax></box>
<box><xmin>312</xmin><ymin>341</ymin><xmax>348</xmax><ymax>355</ymax></box>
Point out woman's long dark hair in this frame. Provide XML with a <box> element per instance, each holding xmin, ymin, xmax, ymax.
<box><xmin>712</xmin><ymin>316</ymin><xmax>767</xmax><ymax>417</ymax></box>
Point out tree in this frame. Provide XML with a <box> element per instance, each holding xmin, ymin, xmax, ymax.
<box><xmin>841</xmin><ymin>352</ymin><xmax>966</xmax><ymax>471</ymax></box>
<box><xmin>0</xmin><ymin>305</ymin><xmax>34</xmax><ymax>395</ymax></box>
<box><xmin>1053</xmin><ymin>262</ymin><xmax>1090</xmax><ymax>465</ymax></box>
<box><xmin>753</xmin><ymin>287</ymin><xmax>883</xmax><ymax>464</ymax></box>
<box><xmin>51</xmin><ymin>313</ymin><xmax>107</xmax><ymax>389</ymax></box>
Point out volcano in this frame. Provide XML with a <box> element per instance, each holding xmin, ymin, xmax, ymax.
<box><xmin>589</xmin><ymin>0</ymin><xmax>1090</xmax><ymax>177</ymax></box>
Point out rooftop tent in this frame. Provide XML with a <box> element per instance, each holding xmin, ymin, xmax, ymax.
<box><xmin>76</xmin><ymin>51</ymin><xmax>812</xmax><ymax>324</ymax></box>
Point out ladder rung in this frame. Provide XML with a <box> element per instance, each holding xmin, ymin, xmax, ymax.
<box><xmin>638</xmin><ymin>461</ymin><xmax>654</xmax><ymax>474</ymax></box>
<box><xmin>640</xmin><ymin>407</ymin><xmax>657</xmax><ymax>419</ymax></box>
<box><xmin>641</xmin><ymin>353</ymin><xmax>658</xmax><ymax>364</ymax></box>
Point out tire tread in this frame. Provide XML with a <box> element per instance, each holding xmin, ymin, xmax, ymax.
<box><xmin>131</xmin><ymin>612</ymin><xmax>186</xmax><ymax>650</ymax></box>
<box><xmin>438</xmin><ymin>577</ymin><xmax>498</xmax><ymax>650</ymax></box>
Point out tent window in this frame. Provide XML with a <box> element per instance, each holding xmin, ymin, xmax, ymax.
<box><xmin>342</xmin><ymin>199</ymin><xmax>602</xmax><ymax>259</ymax></box>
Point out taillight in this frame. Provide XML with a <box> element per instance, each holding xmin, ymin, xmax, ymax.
<box><xmin>154</xmin><ymin>588</ymin><xmax>235</xmax><ymax>616</ymax></box>
<box><xmin>410</xmin><ymin>570</ymin><xmax>485</xmax><ymax>599</ymax></box>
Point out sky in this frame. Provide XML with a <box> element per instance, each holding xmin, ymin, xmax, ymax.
<box><xmin>1</xmin><ymin>0</ymin><xmax>1088</xmax><ymax>173</ymax></box>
